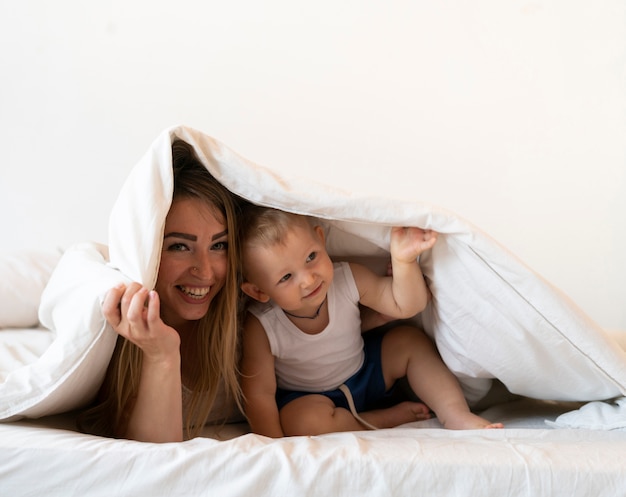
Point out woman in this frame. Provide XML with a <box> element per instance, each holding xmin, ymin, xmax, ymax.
<box><xmin>78</xmin><ymin>139</ymin><xmax>242</xmax><ymax>442</ymax></box>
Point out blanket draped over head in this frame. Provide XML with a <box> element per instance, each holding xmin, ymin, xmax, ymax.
<box><xmin>2</xmin><ymin>124</ymin><xmax>625</xmax><ymax>429</ymax></box>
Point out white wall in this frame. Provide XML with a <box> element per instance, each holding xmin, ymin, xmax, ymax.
<box><xmin>1</xmin><ymin>1</ymin><xmax>624</xmax><ymax>329</ymax></box>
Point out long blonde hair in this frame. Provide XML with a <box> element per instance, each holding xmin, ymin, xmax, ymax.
<box><xmin>78</xmin><ymin>139</ymin><xmax>242</xmax><ymax>439</ymax></box>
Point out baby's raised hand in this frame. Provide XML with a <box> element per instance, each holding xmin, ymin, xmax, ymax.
<box><xmin>390</xmin><ymin>227</ymin><xmax>438</xmax><ymax>263</ymax></box>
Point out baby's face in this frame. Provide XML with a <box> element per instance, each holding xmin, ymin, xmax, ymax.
<box><xmin>244</xmin><ymin>223</ymin><xmax>334</xmax><ymax>316</ymax></box>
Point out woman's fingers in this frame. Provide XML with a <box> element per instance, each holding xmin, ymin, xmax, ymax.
<box><xmin>119</xmin><ymin>282</ymin><xmax>145</xmax><ymax>316</ymax></box>
<box><xmin>102</xmin><ymin>283</ymin><xmax>126</xmax><ymax>327</ymax></box>
<box><xmin>146</xmin><ymin>291</ymin><xmax>161</xmax><ymax>326</ymax></box>
<box><xmin>103</xmin><ymin>282</ymin><xmax>149</xmax><ymax>336</ymax></box>
<box><xmin>126</xmin><ymin>287</ymin><xmax>150</xmax><ymax>327</ymax></box>
<box><xmin>102</xmin><ymin>282</ymin><xmax>178</xmax><ymax>360</ymax></box>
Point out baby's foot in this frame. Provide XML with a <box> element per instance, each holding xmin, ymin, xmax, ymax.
<box><xmin>483</xmin><ymin>422</ymin><xmax>505</xmax><ymax>429</ymax></box>
<box><xmin>394</xmin><ymin>401</ymin><xmax>432</xmax><ymax>425</ymax></box>
<box><xmin>361</xmin><ymin>401</ymin><xmax>432</xmax><ymax>429</ymax></box>
<box><xmin>442</xmin><ymin>412</ymin><xmax>504</xmax><ymax>430</ymax></box>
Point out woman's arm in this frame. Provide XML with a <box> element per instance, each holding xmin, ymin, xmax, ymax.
<box><xmin>102</xmin><ymin>284</ymin><xmax>185</xmax><ymax>442</ymax></box>
<box><xmin>122</xmin><ymin>350</ymin><xmax>183</xmax><ymax>442</ymax></box>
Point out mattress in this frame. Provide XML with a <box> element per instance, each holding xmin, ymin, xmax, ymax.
<box><xmin>2</xmin><ymin>391</ymin><xmax>625</xmax><ymax>496</ymax></box>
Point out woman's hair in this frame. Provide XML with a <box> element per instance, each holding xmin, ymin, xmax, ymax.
<box><xmin>78</xmin><ymin>139</ymin><xmax>242</xmax><ymax>439</ymax></box>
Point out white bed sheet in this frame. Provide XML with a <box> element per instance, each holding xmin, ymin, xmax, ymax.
<box><xmin>2</xmin><ymin>398</ymin><xmax>625</xmax><ymax>497</ymax></box>
<box><xmin>3</xmin><ymin>327</ymin><xmax>625</xmax><ymax>496</ymax></box>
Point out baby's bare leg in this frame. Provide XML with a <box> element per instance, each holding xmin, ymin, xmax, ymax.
<box><xmin>381</xmin><ymin>325</ymin><xmax>503</xmax><ymax>430</ymax></box>
<box><xmin>279</xmin><ymin>393</ymin><xmax>431</xmax><ymax>436</ymax></box>
<box><xmin>280</xmin><ymin>394</ymin><xmax>364</xmax><ymax>436</ymax></box>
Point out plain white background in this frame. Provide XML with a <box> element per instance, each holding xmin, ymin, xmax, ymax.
<box><xmin>1</xmin><ymin>1</ymin><xmax>624</xmax><ymax>329</ymax></box>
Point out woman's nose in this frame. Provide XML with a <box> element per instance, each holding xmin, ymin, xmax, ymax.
<box><xmin>191</xmin><ymin>257</ymin><xmax>214</xmax><ymax>279</ymax></box>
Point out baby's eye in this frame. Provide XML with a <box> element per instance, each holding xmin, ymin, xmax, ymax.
<box><xmin>306</xmin><ymin>251</ymin><xmax>317</xmax><ymax>263</ymax></box>
<box><xmin>278</xmin><ymin>273</ymin><xmax>292</xmax><ymax>284</ymax></box>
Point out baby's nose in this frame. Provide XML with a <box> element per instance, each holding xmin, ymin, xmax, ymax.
<box><xmin>301</xmin><ymin>271</ymin><xmax>316</xmax><ymax>287</ymax></box>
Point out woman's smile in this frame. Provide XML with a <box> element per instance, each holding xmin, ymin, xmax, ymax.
<box><xmin>177</xmin><ymin>285</ymin><xmax>211</xmax><ymax>301</ymax></box>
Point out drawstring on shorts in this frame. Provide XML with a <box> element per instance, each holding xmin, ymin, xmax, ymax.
<box><xmin>338</xmin><ymin>384</ymin><xmax>378</xmax><ymax>430</ymax></box>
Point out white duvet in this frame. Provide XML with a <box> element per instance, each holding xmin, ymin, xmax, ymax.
<box><xmin>1</xmin><ymin>124</ymin><xmax>625</xmax><ymax>429</ymax></box>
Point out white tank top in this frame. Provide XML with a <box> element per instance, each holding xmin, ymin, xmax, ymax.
<box><xmin>248</xmin><ymin>262</ymin><xmax>364</xmax><ymax>391</ymax></box>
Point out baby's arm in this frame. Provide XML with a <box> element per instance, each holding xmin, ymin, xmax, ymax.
<box><xmin>353</xmin><ymin>227</ymin><xmax>437</xmax><ymax>319</ymax></box>
<box><xmin>240</xmin><ymin>314</ymin><xmax>285</xmax><ymax>438</ymax></box>
<box><xmin>389</xmin><ymin>226</ymin><xmax>437</xmax><ymax>313</ymax></box>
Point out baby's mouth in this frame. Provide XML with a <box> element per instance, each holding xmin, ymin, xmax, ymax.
<box><xmin>305</xmin><ymin>283</ymin><xmax>323</xmax><ymax>299</ymax></box>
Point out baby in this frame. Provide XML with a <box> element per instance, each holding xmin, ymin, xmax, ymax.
<box><xmin>239</xmin><ymin>206</ymin><xmax>502</xmax><ymax>437</ymax></box>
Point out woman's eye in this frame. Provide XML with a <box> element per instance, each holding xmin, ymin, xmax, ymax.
<box><xmin>212</xmin><ymin>241</ymin><xmax>228</xmax><ymax>251</ymax></box>
<box><xmin>306</xmin><ymin>252</ymin><xmax>317</xmax><ymax>263</ymax></box>
<box><xmin>167</xmin><ymin>242</ymin><xmax>189</xmax><ymax>252</ymax></box>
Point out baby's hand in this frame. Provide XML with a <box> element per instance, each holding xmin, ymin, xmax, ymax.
<box><xmin>390</xmin><ymin>227</ymin><xmax>438</xmax><ymax>263</ymax></box>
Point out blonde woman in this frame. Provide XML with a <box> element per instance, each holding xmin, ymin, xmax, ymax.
<box><xmin>78</xmin><ymin>140</ymin><xmax>242</xmax><ymax>442</ymax></box>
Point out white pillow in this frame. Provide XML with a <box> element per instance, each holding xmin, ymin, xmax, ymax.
<box><xmin>0</xmin><ymin>249</ymin><xmax>62</xmax><ymax>329</ymax></box>
<box><xmin>0</xmin><ymin>243</ymin><xmax>124</xmax><ymax>421</ymax></box>
<box><xmin>0</xmin><ymin>329</ymin><xmax>54</xmax><ymax>383</ymax></box>
<box><xmin>417</xmin><ymin>232</ymin><xmax>626</xmax><ymax>405</ymax></box>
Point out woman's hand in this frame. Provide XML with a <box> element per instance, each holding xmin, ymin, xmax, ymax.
<box><xmin>102</xmin><ymin>283</ymin><xmax>181</xmax><ymax>363</ymax></box>
<box><xmin>102</xmin><ymin>283</ymin><xmax>184</xmax><ymax>442</ymax></box>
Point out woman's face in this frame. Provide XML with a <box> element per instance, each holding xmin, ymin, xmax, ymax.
<box><xmin>155</xmin><ymin>196</ymin><xmax>229</xmax><ymax>330</ymax></box>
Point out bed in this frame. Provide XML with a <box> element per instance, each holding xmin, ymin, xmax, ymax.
<box><xmin>2</xmin><ymin>125</ymin><xmax>626</xmax><ymax>496</ymax></box>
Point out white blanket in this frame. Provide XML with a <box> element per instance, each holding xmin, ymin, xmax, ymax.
<box><xmin>1</xmin><ymin>124</ymin><xmax>625</xmax><ymax>428</ymax></box>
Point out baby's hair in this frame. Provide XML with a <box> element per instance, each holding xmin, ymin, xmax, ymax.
<box><xmin>239</xmin><ymin>205</ymin><xmax>314</xmax><ymax>251</ymax></box>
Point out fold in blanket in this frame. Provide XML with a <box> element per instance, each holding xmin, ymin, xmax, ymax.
<box><xmin>548</xmin><ymin>397</ymin><xmax>626</xmax><ymax>430</ymax></box>
<box><xmin>3</xmin><ymin>124</ymin><xmax>625</xmax><ymax>427</ymax></box>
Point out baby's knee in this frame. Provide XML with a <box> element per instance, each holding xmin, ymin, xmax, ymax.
<box><xmin>280</xmin><ymin>397</ymin><xmax>336</xmax><ymax>436</ymax></box>
<box><xmin>385</xmin><ymin>324</ymin><xmax>433</xmax><ymax>350</ymax></box>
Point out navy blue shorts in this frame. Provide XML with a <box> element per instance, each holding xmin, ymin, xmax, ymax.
<box><xmin>275</xmin><ymin>327</ymin><xmax>401</xmax><ymax>412</ymax></box>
